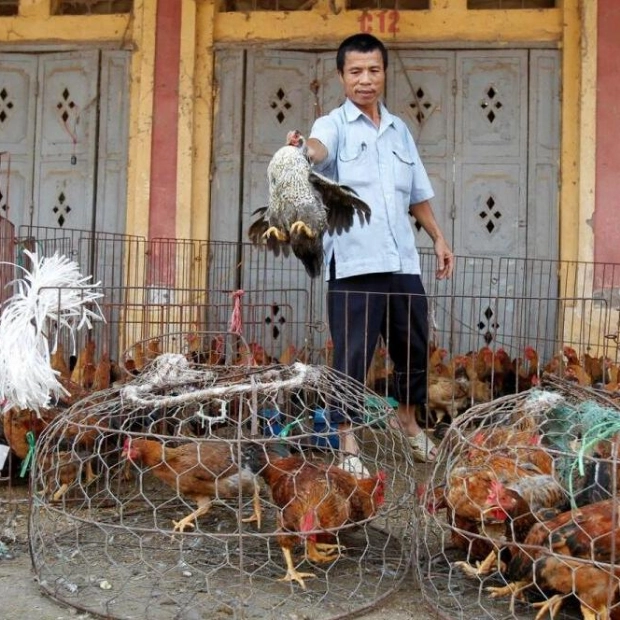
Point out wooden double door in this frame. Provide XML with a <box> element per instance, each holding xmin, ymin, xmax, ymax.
<box><xmin>210</xmin><ymin>48</ymin><xmax>561</xmax><ymax>356</ymax></box>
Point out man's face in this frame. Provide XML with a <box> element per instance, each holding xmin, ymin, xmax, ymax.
<box><xmin>339</xmin><ymin>49</ymin><xmax>386</xmax><ymax>112</ymax></box>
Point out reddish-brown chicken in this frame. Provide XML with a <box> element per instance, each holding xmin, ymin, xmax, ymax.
<box><xmin>122</xmin><ymin>437</ymin><xmax>261</xmax><ymax>532</ymax></box>
<box><xmin>435</xmin><ymin>423</ymin><xmax>565</xmax><ymax>577</ymax></box>
<box><xmin>3</xmin><ymin>407</ymin><xmax>54</xmax><ymax>459</ymax></box>
<box><xmin>92</xmin><ymin>351</ymin><xmax>111</xmax><ymax>391</ymax></box>
<box><xmin>248</xmin><ymin>445</ymin><xmax>386</xmax><ymax>589</ymax></box>
<box><xmin>488</xmin><ymin>498</ymin><xmax>620</xmax><ymax>620</ymax></box>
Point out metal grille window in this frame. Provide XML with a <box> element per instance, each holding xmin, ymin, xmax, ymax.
<box><xmin>53</xmin><ymin>0</ymin><xmax>132</xmax><ymax>15</ymax></box>
<box><xmin>219</xmin><ymin>0</ymin><xmax>428</xmax><ymax>9</ymax></box>
<box><xmin>0</xmin><ymin>0</ymin><xmax>18</xmax><ymax>16</ymax></box>
<box><xmin>218</xmin><ymin>1</ymin><xmax>315</xmax><ymax>10</ymax></box>
<box><xmin>347</xmin><ymin>0</ymin><xmax>428</xmax><ymax>8</ymax></box>
<box><xmin>468</xmin><ymin>0</ymin><xmax>556</xmax><ymax>8</ymax></box>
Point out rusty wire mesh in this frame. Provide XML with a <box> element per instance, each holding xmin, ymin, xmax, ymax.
<box><xmin>415</xmin><ymin>375</ymin><xmax>620</xmax><ymax>620</ymax></box>
<box><xmin>29</xmin><ymin>352</ymin><xmax>415</xmax><ymax>620</ymax></box>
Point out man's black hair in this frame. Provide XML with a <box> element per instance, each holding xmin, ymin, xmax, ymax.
<box><xmin>336</xmin><ymin>34</ymin><xmax>388</xmax><ymax>74</ymax></box>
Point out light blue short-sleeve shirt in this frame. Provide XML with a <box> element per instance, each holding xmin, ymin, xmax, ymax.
<box><xmin>310</xmin><ymin>98</ymin><xmax>434</xmax><ymax>280</ymax></box>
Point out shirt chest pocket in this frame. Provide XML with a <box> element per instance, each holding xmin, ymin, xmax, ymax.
<box><xmin>337</xmin><ymin>143</ymin><xmax>371</xmax><ymax>188</ymax></box>
<box><xmin>392</xmin><ymin>148</ymin><xmax>415</xmax><ymax>195</ymax></box>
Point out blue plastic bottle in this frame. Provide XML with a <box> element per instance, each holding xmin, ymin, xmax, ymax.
<box><xmin>312</xmin><ymin>408</ymin><xmax>339</xmax><ymax>449</ymax></box>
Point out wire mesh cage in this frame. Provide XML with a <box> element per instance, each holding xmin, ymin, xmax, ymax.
<box><xmin>415</xmin><ymin>375</ymin><xmax>620</xmax><ymax>620</ymax></box>
<box><xmin>29</xmin><ymin>352</ymin><xmax>416</xmax><ymax>620</ymax></box>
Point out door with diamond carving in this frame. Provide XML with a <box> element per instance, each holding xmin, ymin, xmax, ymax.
<box><xmin>0</xmin><ymin>54</ymin><xmax>38</xmax><ymax>228</ymax></box>
<box><xmin>0</xmin><ymin>50</ymin><xmax>129</xmax><ymax>238</ymax></box>
<box><xmin>455</xmin><ymin>51</ymin><xmax>528</xmax><ymax>260</ymax></box>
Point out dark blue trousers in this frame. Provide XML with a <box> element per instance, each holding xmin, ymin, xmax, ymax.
<box><xmin>327</xmin><ymin>263</ymin><xmax>428</xmax><ymax>424</ymax></box>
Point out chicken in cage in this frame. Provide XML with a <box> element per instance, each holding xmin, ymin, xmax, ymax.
<box><xmin>415</xmin><ymin>374</ymin><xmax>620</xmax><ymax>620</ymax></box>
<box><xmin>29</xmin><ymin>352</ymin><xmax>417</xmax><ymax>620</ymax></box>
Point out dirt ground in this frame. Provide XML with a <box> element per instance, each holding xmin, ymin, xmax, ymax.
<box><xmin>0</xmin><ymin>480</ymin><xmax>439</xmax><ymax>620</ymax></box>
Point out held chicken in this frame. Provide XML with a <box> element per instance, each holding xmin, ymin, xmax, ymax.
<box><xmin>121</xmin><ymin>437</ymin><xmax>261</xmax><ymax>532</ymax></box>
<box><xmin>248</xmin><ymin>130</ymin><xmax>371</xmax><ymax>278</ymax></box>
<box><xmin>247</xmin><ymin>443</ymin><xmax>386</xmax><ymax>589</ymax></box>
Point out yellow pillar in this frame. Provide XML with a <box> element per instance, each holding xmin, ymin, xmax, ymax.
<box><xmin>192</xmin><ymin>0</ymin><xmax>216</xmax><ymax>241</ymax></box>
<box><xmin>559</xmin><ymin>0</ymin><xmax>581</xmax><ymax>264</ymax></box>
<box><xmin>176</xmin><ymin>0</ymin><xmax>197</xmax><ymax>242</ymax></box>
<box><xmin>125</xmin><ymin>0</ymin><xmax>157</xmax><ymax>241</ymax></box>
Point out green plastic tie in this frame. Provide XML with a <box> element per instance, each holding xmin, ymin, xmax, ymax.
<box><xmin>19</xmin><ymin>431</ymin><xmax>36</xmax><ymax>478</ymax></box>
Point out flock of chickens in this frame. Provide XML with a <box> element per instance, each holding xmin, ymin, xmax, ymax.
<box><xmin>420</xmin><ymin>387</ymin><xmax>620</xmax><ymax>620</ymax></box>
<box><xmin>3</xmin><ymin>337</ymin><xmax>385</xmax><ymax>590</ymax></box>
<box><xmin>411</xmin><ymin>342</ymin><xmax>620</xmax><ymax>427</ymax></box>
<box><xmin>4</xmin><ymin>333</ymin><xmax>620</xmax><ymax>614</ymax></box>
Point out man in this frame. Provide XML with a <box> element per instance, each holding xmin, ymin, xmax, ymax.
<box><xmin>306</xmin><ymin>33</ymin><xmax>454</xmax><ymax>472</ymax></box>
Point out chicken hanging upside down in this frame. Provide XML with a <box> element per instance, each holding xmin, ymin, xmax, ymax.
<box><xmin>248</xmin><ymin>130</ymin><xmax>371</xmax><ymax>278</ymax></box>
<box><xmin>246</xmin><ymin>443</ymin><xmax>386</xmax><ymax>589</ymax></box>
<box><xmin>122</xmin><ymin>437</ymin><xmax>262</xmax><ymax>532</ymax></box>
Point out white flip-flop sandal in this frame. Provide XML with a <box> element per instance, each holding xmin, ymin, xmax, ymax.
<box><xmin>408</xmin><ymin>431</ymin><xmax>437</xmax><ymax>463</ymax></box>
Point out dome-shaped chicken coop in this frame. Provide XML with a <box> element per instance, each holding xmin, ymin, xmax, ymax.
<box><xmin>415</xmin><ymin>375</ymin><xmax>620</xmax><ymax>620</ymax></box>
<box><xmin>29</xmin><ymin>345</ymin><xmax>416</xmax><ymax>620</ymax></box>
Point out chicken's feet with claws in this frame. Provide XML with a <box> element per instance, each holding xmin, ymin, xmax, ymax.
<box><xmin>532</xmin><ymin>594</ymin><xmax>564</xmax><ymax>620</ymax></box>
<box><xmin>454</xmin><ymin>550</ymin><xmax>500</xmax><ymax>577</ymax></box>
<box><xmin>306</xmin><ymin>541</ymin><xmax>346</xmax><ymax>563</ymax></box>
<box><xmin>290</xmin><ymin>221</ymin><xmax>316</xmax><ymax>238</ymax></box>
<box><xmin>280</xmin><ymin>547</ymin><xmax>315</xmax><ymax>590</ymax></box>
<box><xmin>262</xmin><ymin>226</ymin><xmax>288</xmax><ymax>242</ymax></box>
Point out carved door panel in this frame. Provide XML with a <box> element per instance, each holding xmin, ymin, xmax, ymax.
<box><xmin>0</xmin><ymin>54</ymin><xmax>37</xmax><ymax>228</ymax></box>
<box><xmin>33</xmin><ymin>51</ymin><xmax>99</xmax><ymax>232</ymax></box>
<box><xmin>0</xmin><ymin>51</ymin><xmax>129</xmax><ymax>245</ymax></box>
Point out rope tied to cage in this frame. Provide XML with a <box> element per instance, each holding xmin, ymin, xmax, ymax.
<box><xmin>121</xmin><ymin>358</ymin><xmax>322</xmax><ymax>408</ymax></box>
<box><xmin>228</xmin><ymin>289</ymin><xmax>244</xmax><ymax>335</ymax></box>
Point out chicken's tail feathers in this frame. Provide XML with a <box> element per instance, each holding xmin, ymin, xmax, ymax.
<box><xmin>300</xmin><ymin>254</ymin><xmax>322</xmax><ymax>278</ymax></box>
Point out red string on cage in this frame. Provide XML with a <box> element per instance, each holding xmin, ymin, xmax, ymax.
<box><xmin>228</xmin><ymin>290</ymin><xmax>244</xmax><ymax>335</ymax></box>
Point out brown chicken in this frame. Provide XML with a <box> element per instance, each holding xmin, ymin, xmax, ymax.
<box><xmin>438</xmin><ymin>424</ymin><xmax>565</xmax><ymax>577</ymax></box>
<box><xmin>457</xmin><ymin>354</ymin><xmax>493</xmax><ymax>404</ymax></box>
<box><xmin>50</xmin><ymin>342</ymin><xmax>71</xmax><ymax>379</ymax></box>
<box><xmin>426</xmin><ymin>375</ymin><xmax>469</xmax><ymax>425</ymax></box>
<box><xmin>3</xmin><ymin>407</ymin><xmax>54</xmax><ymax>459</ymax></box>
<box><xmin>92</xmin><ymin>351</ymin><xmax>112</xmax><ymax>391</ymax></box>
<box><xmin>121</xmin><ymin>437</ymin><xmax>261</xmax><ymax>532</ymax></box>
<box><xmin>40</xmin><ymin>449</ymin><xmax>82</xmax><ymax>501</ymax></box>
<box><xmin>5</xmin><ymin>397</ymin><xmax>105</xmax><ymax>495</ymax></box>
<box><xmin>146</xmin><ymin>338</ymin><xmax>161</xmax><ymax>363</ymax></box>
<box><xmin>278</xmin><ymin>343</ymin><xmax>298</xmax><ymax>366</ymax></box>
<box><xmin>70</xmin><ymin>340</ymin><xmax>96</xmax><ymax>387</ymax></box>
<box><xmin>488</xmin><ymin>498</ymin><xmax>620</xmax><ymax>620</ymax></box>
<box><xmin>583</xmin><ymin>351</ymin><xmax>608</xmax><ymax>385</ymax></box>
<box><xmin>248</xmin><ymin>444</ymin><xmax>386</xmax><ymax>589</ymax></box>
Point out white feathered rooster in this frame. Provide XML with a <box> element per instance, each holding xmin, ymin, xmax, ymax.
<box><xmin>0</xmin><ymin>250</ymin><xmax>104</xmax><ymax>414</ymax></box>
<box><xmin>248</xmin><ymin>130</ymin><xmax>371</xmax><ymax>278</ymax></box>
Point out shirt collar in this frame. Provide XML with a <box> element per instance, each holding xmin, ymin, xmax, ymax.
<box><xmin>343</xmin><ymin>98</ymin><xmax>394</xmax><ymax>130</ymax></box>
